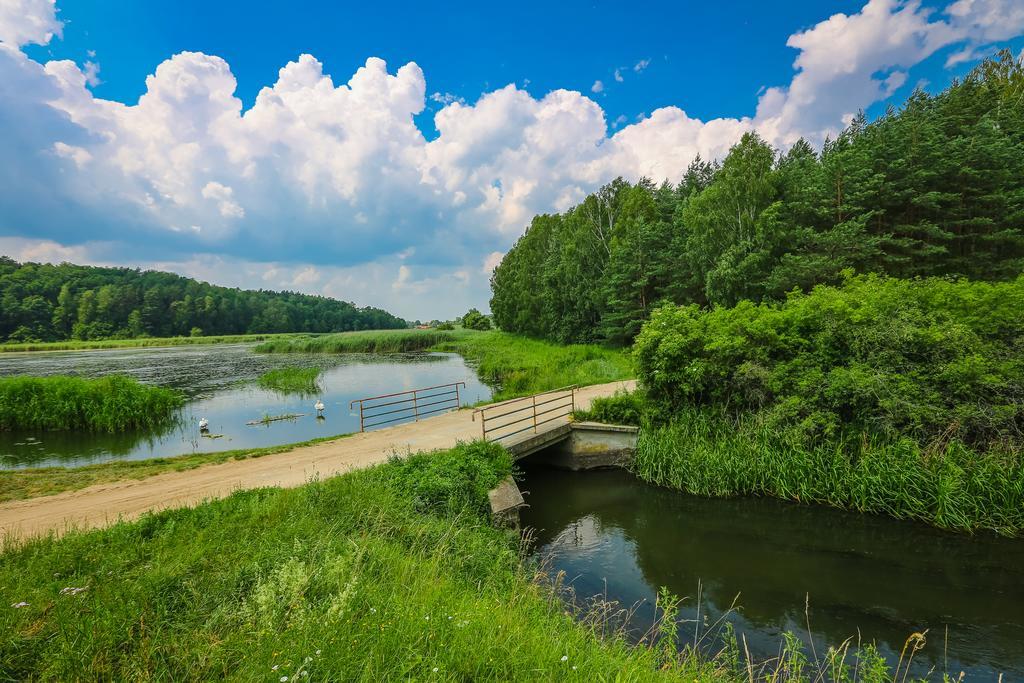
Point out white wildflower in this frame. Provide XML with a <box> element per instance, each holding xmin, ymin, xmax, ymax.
<box><xmin>560</xmin><ymin>655</ymin><xmax>568</xmax><ymax>662</ymax></box>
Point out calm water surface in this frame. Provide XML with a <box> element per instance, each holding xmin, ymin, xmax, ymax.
<box><xmin>520</xmin><ymin>465</ymin><xmax>1024</xmax><ymax>680</ymax></box>
<box><xmin>0</xmin><ymin>344</ymin><xmax>491</xmax><ymax>468</ymax></box>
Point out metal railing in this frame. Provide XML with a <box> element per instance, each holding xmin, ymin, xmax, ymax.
<box><xmin>472</xmin><ymin>385</ymin><xmax>576</xmax><ymax>443</ymax></box>
<box><xmin>349</xmin><ymin>381</ymin><xmax>465</xmax><ymax>432</ymax></box>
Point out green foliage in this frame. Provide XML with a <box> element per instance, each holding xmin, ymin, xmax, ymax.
<box><xmin>574</xmin><ymin>390</ymin><xmax>645</xmax><ymax>426</ymax></box>
<box><xmin>0</xmin><ymin>375</ymin><xmax>183</xmax><ymax>433</ymax></box>
<box><xmin>388</xmin><ymin>441</ymin><xmax>512</xmax><ymax>517</ymax></box>
<box><xmin>434</xmin><ymin>331</ymin><xmax>632</xmax><ymax>401</ymax></box>
<box><xmin>255</xmin><ymin>329</ymin><xmax>456</xmax><ymax>354</ymax></box>
<box><xmin>436</xmin><ymin>321</ymin><xmax>455</xmax><ymax>330</ymax></box>
<box><xmin>0</xmin><ymin>449</ymin><xmax>717</xmax><ymax>681</ymax></box>
<box><xmin>491</xmin><ymin>53</ymin><xmax>1024</xmax><ymax>344</ymax></box>
<box><xmin>632</xmin><ymin>408</ymin><xmax>1024</xmax><ymax>536</ymax></box>
<box><xmin>257</xmin><ymin>367</ymin><xmax>324</xmax><ymax>395</ymax></box>
<box><xmin>634</xmin><ymin>275</ymin><xmax>1024</xmax><ymax>451</ymax></box>
<box><xmin>460</xmin><ymin>308</ymin><xmax>493</xmax><ymax>331</ymax></box>
<box><xmin>0</xmin><ymin>257</ymin><xmax>406</xmax><ymax>343</ymax></box>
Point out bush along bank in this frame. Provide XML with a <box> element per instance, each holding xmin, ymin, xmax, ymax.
<box><xmin>616</xmin><ymin>275</ymin><xmax>1024</xmax><ymax>536</ymax></box>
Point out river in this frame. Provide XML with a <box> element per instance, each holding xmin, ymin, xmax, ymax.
<box><xmin>0</xmin><ymin>344</ymin><xmax>491</xmax><ymax>468</ymax></box>
<box><xmin>519</xmin><ymin>464</ymin><xmax>1024</xmax><ymax>680</ymax></box>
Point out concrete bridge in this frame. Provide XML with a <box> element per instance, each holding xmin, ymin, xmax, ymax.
<box><xmin>474</xmin><ymin>387</ymin><xmax>639</xmax><ymax>525</ymax></box>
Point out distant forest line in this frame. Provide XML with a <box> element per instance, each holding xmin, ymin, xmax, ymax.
<box><xmin>491</xmin><ymin>53</ymin><xmax>1024</xmax><ymax>344</ymax></box>
<box><xmin>0</xmin><ymin>259</ymin><xmax>407</xmax><ymax>342</ymax></box>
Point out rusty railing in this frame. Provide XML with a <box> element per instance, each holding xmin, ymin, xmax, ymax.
<box><xmin>349</xmin><ymin>381</ymin><xmax>465</xmax><ymax>432</ymax></box>
<box><xmin>472</xmin><ymin>385</ymin><xmax>576</xmax><ymax>443</ymax></box>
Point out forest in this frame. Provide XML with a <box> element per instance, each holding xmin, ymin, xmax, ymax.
<box><xmin>490</xmin><ymin>53</ymin><xmax>1024</xmax><ymax>345</ymax></box>
<box><xmin>0</xmin><ymin>259</ymin><xmax>407</xmax><ymax>342</ymax></box>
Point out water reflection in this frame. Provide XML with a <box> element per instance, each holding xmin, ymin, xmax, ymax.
<box><xmin>520</xmin><ymin>465</ymin><xmax>1024</xmax><ymax>679</ymax></box>
<box><xmin>0</xmin><ymin>344</ymin><xmax>491</xmax><ymax>468</ymax></box>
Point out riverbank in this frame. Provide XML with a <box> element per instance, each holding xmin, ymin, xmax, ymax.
<box><xmin>0</xmin><ymin>332</ymin><xmax>315</xmax><ymax>354</ymax></box>
<box><xmin>0</xmin><ymin>442</ymin><xmax>724</xmax><ymax>681</ymax></box>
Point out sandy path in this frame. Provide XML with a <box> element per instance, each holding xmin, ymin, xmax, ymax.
<box><xmin>0</xmin><ymin>380</ymin><xmax>635</xmax><ymax>542</ymax></box>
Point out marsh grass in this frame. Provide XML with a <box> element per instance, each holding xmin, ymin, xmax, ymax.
<box><xmin>257</xmin><ymin>366</ymin><xmax>323</xmax><ymax>395</ymax></box>
<box><xmin>0</xmin><ymin>375</ymin><xmax>183</xmax><ymax>433</ymax></box>
<box><xmin>0</xmin><ymin>332</ymin><xmax>313</xmax><ymax>354</ymax></box>
<box><xmin>434</xmin><ymin>331</ymin><xmax>633</xmax><ymax>401</ymax></box>
<box><xmin>256</xmin><ymin>329</ymin><xmax>456</xmax><ymax>354</ymax></box>
<box><xmin>633</xmin><ymin>407</ymin><xmax>1024</xmax><ymax>536</ymax></box>
<box><xmin>0</xmin><ymin>434</ymin><xmax>351</xmax><ymax>503</ymax></box>
<box><xmin>0</xmin><ymin>442</ymin><xmax>719</xmax><ymax>681</ymax></box>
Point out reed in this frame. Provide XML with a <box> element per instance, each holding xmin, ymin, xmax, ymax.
<box><xmin>0</xmin><ymin>375</ymin><xmax>183</xmax><ymax>433</ymax></box>
<box><xmin>257</xmin><ymin>366</ymin><xmax>323</xmax><ymax>395</ymax></box>
<box><xmin>255</xmin><ymin>329</ymin><xmax>456</xmax><ymax>354</ymax></box>
<box><xmin>632</xmin><ymin>407</ymin><xmax>1024</xmax><ymax>536</ymax></box>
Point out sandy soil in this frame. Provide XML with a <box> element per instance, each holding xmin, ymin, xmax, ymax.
<box><xmin>0</xmin><ymin>380</ymin><xmax>635</xmax><ymax>543</ymax></box>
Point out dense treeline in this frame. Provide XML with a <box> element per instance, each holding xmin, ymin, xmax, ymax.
<box><xmin>0</xmin><ymin>259</ymin><xmax>407</xmax><ymax>342</ymax></box>
<box><xmin>491</xmin><ymin>53</ymin><xmax>1024</xmax><ymax>344</ymax></box>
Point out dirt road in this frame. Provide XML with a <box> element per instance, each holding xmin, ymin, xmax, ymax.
<box><xmin>0</xmin><ymin>380</ymin><xmax>635</xmax><ymax>542</ymax></box>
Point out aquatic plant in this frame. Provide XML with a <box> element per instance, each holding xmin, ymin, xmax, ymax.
<box><xmin>0</xmin><ymin>332</ymin><xmax>310</xmax><ymax>353</ymax></box>
<box><xmin>0</xmin><ymin>375</ymin><xmax>183</xmax><ymax>433</ymax></box>
<box><xmin>255</xmin><ymin>330</ymin><xmax>456</xmax><ymax>354</ymax></box>
<box><xmin>257</xmin><ymin>366</ymin><xmax>323</xmax><ymax>395</ymax></box>
<box><xmin>632</xmin><ymin>407</ymin><xmax>1024</xmax><ymax>536</ymax></box>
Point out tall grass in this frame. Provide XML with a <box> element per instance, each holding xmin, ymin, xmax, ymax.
<box><xmin>0</xmin><ymin>333</ymin><xmax>311</xmax><ymax>353</ymax></box>
<box><xmin>435</xmin><ymin>331</ymin><xmax>633</xmax><ymax>400</ymax></box>
<box><xmin>0</xmin><ymin>442</ymin><xmax>719</xmax><ymax>681</ymax></box>
<box><xmin>256</xmin><ymin>329</ymin><xmax>456</xmax><ymax>354</ymax></box>
<box><xmin>0</xmin><ymin>375</ymin><xmax>183</xmax><ymax>433</ymax></box>
<box><xmin>633</xmin><ymin>407</ymin><xmax>1024</xmax><ymax>536</ymax></box>
<box><xmin>257</xmin><ymin>366</ymin><xmax>323</xmax><ymax>395</ymax></box>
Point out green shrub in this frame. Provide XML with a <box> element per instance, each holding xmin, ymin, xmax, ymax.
<box><xmin>388</xmin><ymin>441</ymin><xmax>513</xmax><ymax>517</ymax></box>
<box><xmin>634</xmin><ymin>274</ymin><xmax>1024</xmax><ymax>450</ymax></box>
<box><xmin>0</xmin><ymin>375</ymin><xmax>183</xmax><ymax>433</ymax></box>
<box><xmin>574</xmin><ymin>391</ymin><xmax>645</xmax><ymax>426</ymax></box>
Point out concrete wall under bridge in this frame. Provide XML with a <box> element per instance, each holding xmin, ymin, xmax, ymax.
<box><xmin>488</xmin><ymin>421</ymin><xmax>638</xmax><ymax>526</ymax></box>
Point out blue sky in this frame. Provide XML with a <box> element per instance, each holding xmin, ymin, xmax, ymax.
<box><xmin>2</xmin><ymin>0</ymin><xmax>1023</xmax><ymax>319</ymax></box>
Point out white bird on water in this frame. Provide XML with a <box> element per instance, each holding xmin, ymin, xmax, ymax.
<box><xmin>315</xmin><ymin>400</ymin><xmax>325</xmax><ymax>416</ymax></box>
<box><xmin>198</xmin><ymin>417</ymin><xmax>209</xmax><ymax>431</ymax></box>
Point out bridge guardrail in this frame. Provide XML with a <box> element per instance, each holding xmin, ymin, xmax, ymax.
<box><xmin>472</xmin><ymin>385</ymin><xmax>576</xmax><ymax>442</ymax></box>
<box><xmin>349</xmin><ymin>381</ymin><xmax>465</xmax><ymax>432</ymax></box>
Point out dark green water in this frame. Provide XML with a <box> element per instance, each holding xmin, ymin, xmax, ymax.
<box><xmin>0</xmin><ymin>344</ymin><xmax>491</xmax><ymax>468</ymax></box>
<box><xmin>519</xmin><ymin>465</ymin><xmax>1024</xmax><ymax>680</ymax></box>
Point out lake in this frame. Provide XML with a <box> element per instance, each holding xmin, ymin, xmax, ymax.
<box><xmin>0</xmin><ymin>344</ymin><xmax>492</xmax><ymax>469</ymax></box>
<box><xmin>519</xmin><ymin>464</ymin><xmax>1024</xmax><ymax>680</ymax></box>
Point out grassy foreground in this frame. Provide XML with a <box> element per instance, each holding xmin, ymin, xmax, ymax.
<box><xmin>0</xmin><ymin>333</ymin><xmax>311</xmax><ymax>354</ymax></box>
<box><xmin>0</xmin><ymin>434</ymin><xmax>350</xmax><ymax>504</ymax></box>
<box><xmin>0</xmin><ymin>375</ymin><xmax>182</xmax><ymax>433</ymax></box>
<box><xmin>0</xmin><ymin>443</ymin><xmax>720</xmax><ymax>681</ymax></box>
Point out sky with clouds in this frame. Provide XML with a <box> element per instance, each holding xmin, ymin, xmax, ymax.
<box><xmin>1</xmin><ymin>0</ymin><xmax>1023</xmax><ymax>320</ymax></box>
